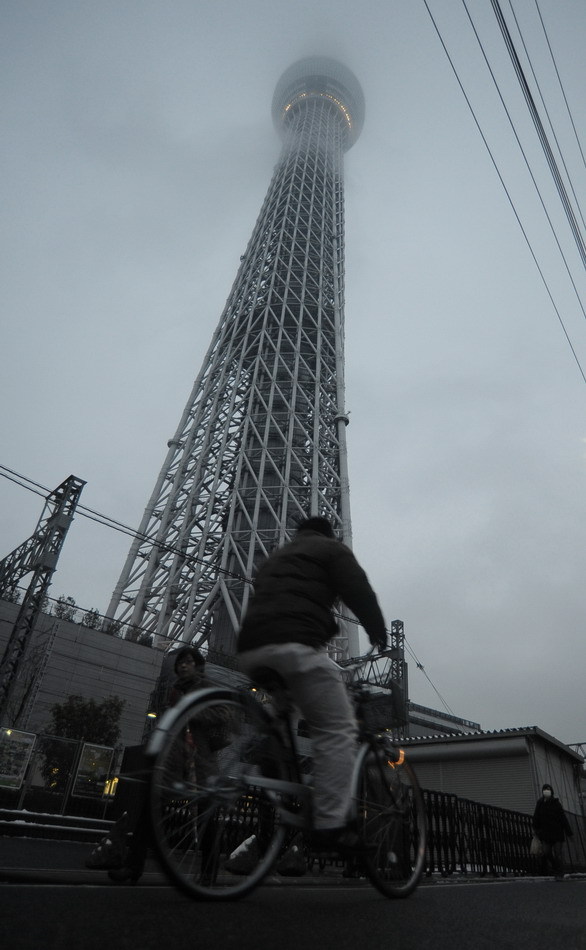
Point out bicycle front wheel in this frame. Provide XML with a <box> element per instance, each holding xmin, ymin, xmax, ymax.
<box><xmin>148</xmin><ymin>687</ymin><xmax>287</xmax><ymax>900</ymax></box>
<box><xmin>354</xmin><ymin>740</ymin><xmax>426</xmax><ymax>898</ymax></box>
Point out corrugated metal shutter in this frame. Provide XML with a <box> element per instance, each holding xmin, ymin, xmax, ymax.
<box><xmin>413</xmin><ymin>755</ymin><xmax>535</xmax><ymax>814</ymax></box>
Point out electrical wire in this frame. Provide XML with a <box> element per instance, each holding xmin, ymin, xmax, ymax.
<box><xmin>534</xmin><ymin>0</ymin><xmax>586</xmax><ymax>176</ymax></box>
<box><xmin>422</xmin><ymin>0</ymin><xmax>586</xmax><ymax>385</ymax></box>
<box><xmin>506</xmin><ymin>0</ymin><xmax>586</xmax><ymax>234</ymax></box>
<box><xmin>8</xmin><ymin>9</ymin><xmax>582</xmax><ymax>728</ymax></box>
<box><xmin>1</xmin><ymin>463</ymin><xmax>457</xmax><ymax>715</ymax></box>
<box><xmin>490</xmin><ymin>0</ymin><xmax>586</xmax><ymax>269</ymax></box>
<box><xmin>336</xmin><ymin>607</ymin><xmax>457</xmax><ymax>716</ymax></box>
<box><xmin>461</xmin><ymin>0</ymin><xmax>586</xmax><ymax>313</ymax></box>
<box><xmin>0</xmin><ymin>464</ymin><xmax>250</xmax><ymax>584</ymax></box>
<box><xmin>403</xmin><ymin>638</ymin><xmax>457</xmax><ymax>718</ymax></box>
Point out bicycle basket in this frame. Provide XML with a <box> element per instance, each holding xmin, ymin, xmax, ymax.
<box><xmin>359</xmin><ymin>692</ymin><xmax>397</xmax><ymax>733</ymax></box>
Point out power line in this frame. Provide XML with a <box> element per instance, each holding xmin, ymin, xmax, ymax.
<box><xmin>1</xmin><ymin>463</ymin><xmax>456</xmax><ymax>713</ymax></box>
<box><xmin>0</xmin><ymin>464</ymin><xmax>250</xmax><ymax>584</ymax></box>
<box><xmin>339</xmin><ymin>608</ymin><xmax>459</xmax><ymax>718</ymax></box>
<box><xmin>403</xmin><ymin>638</ymin><xmax>457</xmax><ymax>718</ymax></box>
<box><xmin>534</xmin><ymin>0</ymin><xmax>586</xmax><ymax>177</ymax></box>
<box><xmin>506</xmin><ymin>0</ymin><xmax>586</xmax><ymax>235</ymax></box>
<box><xmin>423</xmin><ymin>0</ymin><xmax>586</xmax><ymax>385</ymax></box>
<box><xmin>462</xmin><ymin>0</ymin><xmax>586</xmax><ymax>313</ymax></box>
<box><xmin>490</xmin><ymin>0</ymin><xmax>586</xmax><ymax>269</ymax></box>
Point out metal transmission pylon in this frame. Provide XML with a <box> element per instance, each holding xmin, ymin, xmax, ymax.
<box><xmin>0</xmin><ymin>475</ymin><xmax>85</xmax><ymax>724</ymax></box>
<box><xmin>107</xmin><ymin>57</ymin><xmax>365</xmax><ymax>656</ymax></box>
<box><xmin>337</xmin><ymin>619</ymin><xmax>408</xmax><ymax>732</ymax></box>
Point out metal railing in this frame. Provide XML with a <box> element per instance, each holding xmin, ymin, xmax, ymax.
<box><xmin>2</xmin><ymin>737</ymin><xmax>584</xmax><ymax>876</ymax></box>
<box><xmin>423</xmin><ymin>789</ymin><xmax>586</xmax><ymax>876</ymax></box>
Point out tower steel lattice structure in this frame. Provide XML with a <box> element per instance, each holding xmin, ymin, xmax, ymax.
<box><xmin>0</xmin><ymin>475</ymin><xmax>85</xmax><ymax>724</ymax></box>
<box><xmin>107</xmin><ymin>58</ymin><xmax>365</xmax><ymax>656</ymax></box>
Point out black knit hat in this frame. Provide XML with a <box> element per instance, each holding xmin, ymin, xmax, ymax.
<box><xmin>296</xmin><ymin>516</ymin><xmax>335</xmax><ymax>538</ymax></box>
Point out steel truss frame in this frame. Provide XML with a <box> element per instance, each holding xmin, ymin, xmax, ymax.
<box><xmin>0</xmin><ymin>475</ymin><xmax>85</xmax><ymax>723</ymax></box>
<box><xmin>107</xmin><ymin>60</ymin><xmax>365</xmax><ymax>655</ymax></box>
<box><xmin>340</xmin><ymin>620</ymin><xmax>408</xmax><ymax>727</ymax></box>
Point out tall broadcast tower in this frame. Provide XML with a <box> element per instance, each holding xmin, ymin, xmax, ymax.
<box><xmin>107</xmin><ymin>57</ymin><xmax>365</xmax><ymax>657</ymax></box>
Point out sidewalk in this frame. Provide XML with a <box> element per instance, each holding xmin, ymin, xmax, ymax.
<box><xmin>0</xmin><ymin>836</ymin><xmax>348</xmax><ymax>887</ymax></box>
<box><xmin>2</xmin><ymin>836</ymin><xmax>583</xmax><ymax>888</ymax></box>
<box><xmin>0</xmin><ymin>837</ymin><xmax>167</xmax><ymax>886</ymax></box>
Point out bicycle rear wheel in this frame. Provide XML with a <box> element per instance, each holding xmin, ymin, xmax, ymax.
<box><xmin>148</xmin><ymin>687</ymin><xmax>287</xmax><ymax>900</ymax></box>
<box><xmin>355</xmin><ymin>740</ymin><xmax>426</xmax><ymax>898</ymax></box>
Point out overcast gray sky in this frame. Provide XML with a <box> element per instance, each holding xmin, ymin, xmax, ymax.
<box><xmin>2</xmin><ymin>0</ymin><xmax>585</xmax><ymax>745</ymax></box>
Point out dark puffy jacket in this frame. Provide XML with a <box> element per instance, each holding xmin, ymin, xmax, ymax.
<box><xmin>168</xmin><ymin>671</ymin><xmax>234</xmax><ymax>782</ymax></box>
<box><xmin>533</xmin><ymin>796</ymin><xmax>573</xmax><ymax>844</ymax></box>
<box><xmin>237</xmin><ymin>529</ymin><xmax>387</xmax><ymax>652</ymax></box>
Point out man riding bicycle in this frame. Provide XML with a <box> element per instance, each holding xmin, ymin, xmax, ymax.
<box><xmin>237</xmin><ymin>516</ymin><xmax>387</xmax><ymax>856</ymax></box>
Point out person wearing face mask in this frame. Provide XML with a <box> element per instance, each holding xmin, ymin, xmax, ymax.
<box><xmin>532</xmin><ymin>783</ymin><xmax>573</xmax><ymax>879</ymax></box>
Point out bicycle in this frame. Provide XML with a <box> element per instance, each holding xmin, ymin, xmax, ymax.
<box><xmin>146</xmin><ymin>649</ymin><xmax>426</xmax><ymax>901</ymax></box>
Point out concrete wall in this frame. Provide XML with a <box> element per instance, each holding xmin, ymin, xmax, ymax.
<box><xmin>0</xmin><ymin>599</ymin><xmax>163</xmax><ymax>747</ymax></box>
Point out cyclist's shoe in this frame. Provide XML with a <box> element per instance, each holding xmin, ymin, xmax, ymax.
<box><xmin>311</xmin><ymin>826</ymin><xmax>375</xmax><ymax>857</ymax></box>
<box><xmin>276</xmin><ymin>838</ymin><xmax>307</xmax><ymax>877</ymax></box>
<box><xmin>224</xmin><ymin>834</ymin><xmax>259</xmax><ymax>874</ymax></box>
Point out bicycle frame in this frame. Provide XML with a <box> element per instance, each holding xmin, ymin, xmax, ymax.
<box><xmin>147</xmin><ymin>655</ymin><xmax>425</xmax><ymax>899</ymax></box>
<box><xmin>147</xmin><ymin>684</ymin><xmax>312</xmax><ymax>829</ymax></box>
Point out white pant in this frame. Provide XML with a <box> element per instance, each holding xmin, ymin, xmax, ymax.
<box><xmin>239</xmin><ymin>642</ymin><xmax>359</xmax><ymax>830</ymax></box>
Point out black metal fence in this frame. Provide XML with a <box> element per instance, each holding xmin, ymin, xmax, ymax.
<box><xmin>2</xmin><ymin>735</ymin><xmax>585</xmax><ymax>877</ymax></box>
<box><xmin>423</xmin><ymin>789</ymin><xmax>586</xmax><ymax>877</ymax></box>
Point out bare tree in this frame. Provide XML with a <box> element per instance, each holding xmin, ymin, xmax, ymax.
<box><xmin>53</xmin><ymin>596</ymin><xmax>77</xmax><ymax>622</ymax></box>
<box><xmin>81</xmin><ymin>608</ymin><xmax>101</xmax><ymax>629</ymax></box>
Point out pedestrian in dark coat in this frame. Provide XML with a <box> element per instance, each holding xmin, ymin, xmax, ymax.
<box><xmin>107</xmin><ymin>647</ymin><xmax>225</xmax><ymax>883</ymax></box>
<box><xmin>532</xmin><ymin>783</ymin><xmax>573</xmax><ymax>878</ymax></box>
<box><xmin>169</xmin><ymin>647</ymin><xmax>232</xmax><ymax>783</ymax></box>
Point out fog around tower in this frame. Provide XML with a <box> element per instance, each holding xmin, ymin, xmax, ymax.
<box><xmin>1</xmin><ymin>1</ymin><xmax>585</xmax><ymax>745</ymax></box>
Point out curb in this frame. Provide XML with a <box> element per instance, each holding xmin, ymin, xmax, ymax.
<box><xmin>2</xmin><ymin>866</ymin><xmax>584</xmax><ymax>888</ymax></box>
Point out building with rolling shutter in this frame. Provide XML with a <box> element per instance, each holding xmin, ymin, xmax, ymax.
<box><xmin>402</xmin><ymin>727</ymin><xmax>584</xmax><ymax>832</ymax></box>
<box><xmin>402</xmin><ymin>728</ymin><xmax>586</xmax><ymax>868</ymax></box>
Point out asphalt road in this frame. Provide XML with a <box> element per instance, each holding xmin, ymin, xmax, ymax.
<box><xmin>1</xmin><ymin>879</ymin><xmax>585</xmax><ymax>950</ymax></box>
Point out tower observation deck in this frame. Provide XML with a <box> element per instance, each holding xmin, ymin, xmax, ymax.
<box><xmin>107</xmin><ymin>57</ymin><xmax>365</xmax><ymax>656</ymax></box>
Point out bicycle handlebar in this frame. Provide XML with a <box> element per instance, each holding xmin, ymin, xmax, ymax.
<box><xmin>333</xmin><ymin>645</ymin><xmax>390</xmax><ymax>677</ymax></box>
